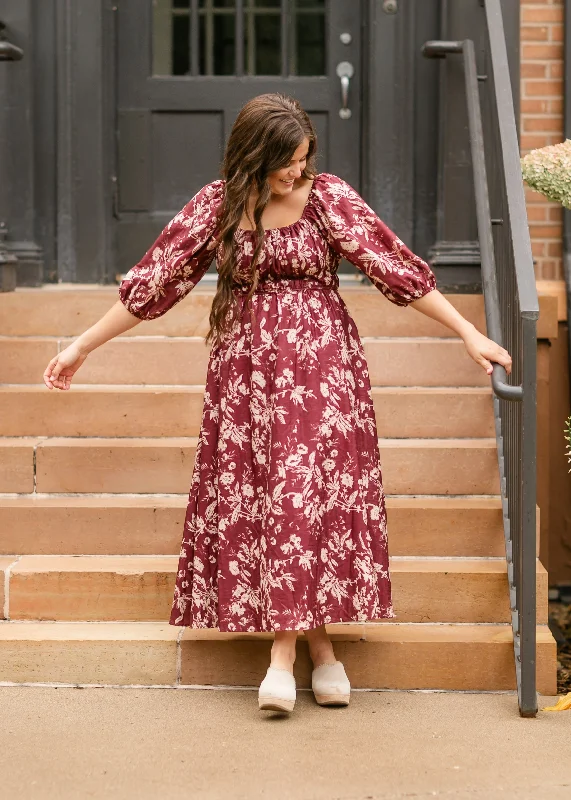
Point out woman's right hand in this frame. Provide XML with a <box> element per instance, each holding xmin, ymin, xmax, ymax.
<box><xmin>43</xmin><ymin>342</ymin><xmax>88</xmax><ymax>391</ymax></box>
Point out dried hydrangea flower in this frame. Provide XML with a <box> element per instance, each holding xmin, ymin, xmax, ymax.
<box><xmin>521</xmin><ymin>139</ymin><xmax>571</xmax><ymax>210</ymax></box>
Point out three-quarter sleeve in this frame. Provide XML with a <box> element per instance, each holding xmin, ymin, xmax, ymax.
<box><xmin>314</xmin><ymin>173</ymin><xmax>437</xmax><ymax>307</ymax></box>
<box><xmin>119</xmin><ymin>179</ymin><xmax>225</xmax><ymax>320</ymax></box>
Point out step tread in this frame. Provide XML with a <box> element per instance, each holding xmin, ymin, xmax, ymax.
<box><xmin>0</xmin><ymin>619</ymin><xmax>554</xmax><ymax>645</ymax></box>
<box><xmin>8</xmin><ymin>554</ymin><xmax>541</xmax><ymax>575</ymax></box>
<box><xmin>0</xmin><ymin>385</ymin><xmax>492</xmax><ymax>394</ymax></box>
<box><xmin>0</xmin><ymin>335</ymin><xmax>475</xmax><ymax>343</ymax></box>
<box><xmin>27</xmin><ymin>436</ymin><xmax>497</xmax><ymax>448</ymax></box>
<box><xmin>0</xmin><ymin>494</ymin><xmax>504</xmax><ymax>509</ymax></box>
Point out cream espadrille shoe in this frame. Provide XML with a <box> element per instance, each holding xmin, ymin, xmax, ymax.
<box><xmin>311</xmin><ymin>660</ymin><xmax>351</xmax><ymax>706</ymax></box>
<box><xmin>258</xmin><ymin>666</ymin><xmax>296</xmax><ymax>713</ymax></box>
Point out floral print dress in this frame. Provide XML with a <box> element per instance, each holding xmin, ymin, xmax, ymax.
<box><xmin>119</xmin><ymin>173</ymin><xmax>437</xmax><ymax>632</ymax></box>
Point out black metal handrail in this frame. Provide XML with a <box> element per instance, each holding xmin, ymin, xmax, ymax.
<box><xmin>423</xmin><ymin>0</ymin><xmax>540</xmax><ymax>718</ymax></box>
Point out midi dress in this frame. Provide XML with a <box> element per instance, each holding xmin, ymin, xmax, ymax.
<box><xmin>118</xmin><ymin>172</ymin><xmax>437</xmax><ymax>632</ymax></box>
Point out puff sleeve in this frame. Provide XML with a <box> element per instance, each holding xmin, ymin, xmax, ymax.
<box><xmin>118</xmin><ymin>179</ymin><xmax>225</xmax><ymax>320</ymax></box>
<box><xmin>314</xmin><ymin>173</ymin><xmax>437</xmax><ymax>307</ymax></box>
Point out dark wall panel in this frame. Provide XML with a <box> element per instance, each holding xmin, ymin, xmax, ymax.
<box><xmin>151</xmin><ymin>111</ymin><xmax>224</xmax><ymax>210</ymax></box>
<box><xmin>307</xmin><ymin>112</ymin><xmax>328</xmax><ymax>175</ymax></box>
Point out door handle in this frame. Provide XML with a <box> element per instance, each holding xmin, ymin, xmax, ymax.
<box><xmin>336</xmin><ymin>61</ymin><xmax>354</xmax><ymax>120</ymax></box>
<box><xmin>0</xmin><ymin>22</ymin><xmax>23</xmax><ymax>61</ymax></box>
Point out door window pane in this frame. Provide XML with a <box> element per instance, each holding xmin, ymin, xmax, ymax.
<box><xmin>153</xmin><ymin>0</ymin><xmax>326</xmax><ymax>77</ymax></box>
<box><xmin>153</xmin><ymin>0</ymin><xmax>191</xmax><ymax>75</ymax></box>
<box><xmin>245</xmin><ymin>7</ymin><xmax>280</xmax><ymax>75</ymax></box>
<box><xmin>295</xmin><ymin>0</ymin><xmax>325</xmax><ymax>76</ymax></box>
<box><xmin>199</xmin><ymin>3</ymin><xmax>237</xmax><ymax>75</ymax></box>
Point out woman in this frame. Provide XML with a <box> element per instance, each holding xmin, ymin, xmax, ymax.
<box><xmin>43</xmin><ymin>93</ymin><xmax>511</xmax><ymax>714</ymax></box>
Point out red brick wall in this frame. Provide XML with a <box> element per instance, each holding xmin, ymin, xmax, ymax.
<box><xmin>520</xmin><ymin>0</ymin><xmax>565</xmax><ymax>281</ymax></box>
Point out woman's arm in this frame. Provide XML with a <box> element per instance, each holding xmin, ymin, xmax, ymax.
<box><xmin>43</xmin><ymin>301</ymin><xmax>141</xmax><ymax>391</ymax></box>
<box><xmin>43</xmin><ymin>181</ymin><xmax>225</xmax><ymax>392</ymax></box>
<box><xmin>410</xmin><ymin>289</ymin><xmax>512</xmax><ymax>376</ymax></box>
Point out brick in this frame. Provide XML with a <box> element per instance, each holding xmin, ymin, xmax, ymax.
<box><xmin>522</xmin><ymin>43</ymin><xmax>563</xmax><ymax>60</ymax></box>
<box><xmin>548</xmin><ymin>240</ymin><xmax>563</xmax><ymax>257</ymax></box>
<box><xmin>523</xmin><ymin>80</ymin><xmax>563</xmax><ymax>97</ymax></box>
<box><xmin>521</xmin><ymin>99</ymin><xmax>550</xmax><ymax>114</ymax></box>
<box><xmin>526</xmin><ymin>205</ymin><xmax>549</xmax><ymax>222</ymax></box>
<box><xmin>540</xmin><ymin>262</ymin><xmax>557</xmax><ymax>280</ymax></box>
<box><xmin>549</xmin><ymin>62</ymin><xmax>564</xmax><ymax>79</ymax></box>
<box><xmin>524</xmin><ymin>186</ymin><xmax>550</xmax><ymax>203</ymax></box>
<box><xmin>531</xmin><ymin>240</ymin><xmax>547</xmax><ymax>258</ymax></box>
<box><xmin>521</xmin><ymin>63</ymin><xmax>548</xmax><ymax>79</ymax></box>
<box><xmin>529</xmin><ymin>224</ymin><xmax>563</xmax><ymax>239</ymax></box>
<box><xmin>547</xmin><ymin>205</ymin><xmax>563</xmax><ymax>222</ymax></box>
<box><xmin>521</xmin><ymin>134</ymin><xmax>559</xmax><ymax>151</ymax></box>
<box><xmin>521</xmin><ymin>26</ymin><xmax>549</xmax><ymax>41</ymax></box>
<box><xmin>523</xmin><ymin>116</ymin><xmax>564</xmax><ymax>132</ymax></box>
<box><xmin>548</xmin><ymin>98</ymin><xmax>564</xmax><ymax>114</ymax></box>
<box><xmin>522</xmin><ymin>7</ymin><xmax>564</xmax><ymax>23</ymax></box>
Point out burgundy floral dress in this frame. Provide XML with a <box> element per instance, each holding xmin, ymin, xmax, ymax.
<box><xmin>119</xmin><ymin>172</ymin><xmax>437</xmax><ymax>632</ymax></box>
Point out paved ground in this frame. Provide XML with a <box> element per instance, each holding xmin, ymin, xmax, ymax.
<box><xmin>1</xmin><ymin>687</ymin><xmax>569</xmax><ymax>799</ymax></box>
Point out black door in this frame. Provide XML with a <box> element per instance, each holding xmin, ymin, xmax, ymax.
<box><xmin>116</xmin><ymin>0</ymin><xmax>362</xmax><ymax>273</ymax></box>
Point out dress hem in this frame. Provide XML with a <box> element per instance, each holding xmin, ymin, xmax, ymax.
<box><xmin>168</xmin><ymin>608</ymin><xmax>397</xmax><ymax>633</ymax></box>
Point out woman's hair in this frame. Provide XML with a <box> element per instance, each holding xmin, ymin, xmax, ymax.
<box><xmin>205</xmin><ymin>93</ymin><xmax>317</xmax><ymax>347</ymax></box>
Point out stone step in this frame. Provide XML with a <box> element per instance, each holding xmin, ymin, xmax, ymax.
<box><xmin>0</xmin><ymin>620</ymin><xmax>556</xmax><ymax>693</ymax></box>
<box><xmin>0</xmin><ymin>386</ymin><xmax>494</xmax><ymax>439</ymax></box>
<box><xmin>0</xmin><ymin>495</ymin><xmax>518</xmax><ymax>558</ymax></box>
<box><xmin>0</xmin><ymin>439</ymin><xmax>39</xmax><ymax>493</ymax></box>
<box><xmin>1</xmin><ymin>336</ymin><xmax>488</xmax><ymax>387</ymax></box>
<box><xmin>2</xmin><ymin>555</ymin><xmax>547</xmax><ymax>624</ymax></box>
<box><xmin>0</xmin><ymin>286</ymin><xmax>558</xmax><ymax>339</ymax></box>
<box><xmin>0</xmin><ymin>287</ymin><xmax>486</xmax><ymax>338</ymax></box>
<box><xmin>23</xmin><ymin>437</ymin><xmax>499</xmax><ymax>494</ymax></box>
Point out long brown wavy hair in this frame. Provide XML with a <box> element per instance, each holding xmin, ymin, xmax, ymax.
<box><xmin>204</xmin><ymin>93</ymin><xmax>317</xmax><ymax>347</ymax></box>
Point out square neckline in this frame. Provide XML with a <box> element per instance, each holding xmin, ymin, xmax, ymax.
<box><xmin>236</xmin><ymin>174</ymin><xmax>321</xmax><ymax>234</ymax></box>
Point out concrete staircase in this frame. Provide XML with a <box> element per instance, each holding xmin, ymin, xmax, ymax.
<box><xmin>0</xmin><ymin>285</ymin><xmax>557</xmax><ymax>692</ymax></box>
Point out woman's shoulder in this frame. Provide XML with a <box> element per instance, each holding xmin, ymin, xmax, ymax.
<box><xmin>194</xmin><ymin>178</ymin><xmax>226</xmax><ymax>201</ymax></box>
<box><xmin>312</xmin><ymin>172</ymin><xmax>348</xmax><ymax>189</ymax></box>
<box><xmin>310</xmin><ymin>173</ymin><xmax>363</xmax><ymax>211</ymax></box>
<box><xmin>179</xmin><ymin>179</ymin><xmax>225</xmax><ymax>217</ymax></box>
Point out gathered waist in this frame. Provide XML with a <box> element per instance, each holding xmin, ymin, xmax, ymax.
<box><xmin>232</xmin><ymin>276</ymin><xmax>339</xmax><ymax>295</ymax></box>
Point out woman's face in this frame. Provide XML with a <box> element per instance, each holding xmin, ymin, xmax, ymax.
<box><xmin>267</xmin><ymin>138</ymin><xmax>310</xmax><ymax>196</ymax></box>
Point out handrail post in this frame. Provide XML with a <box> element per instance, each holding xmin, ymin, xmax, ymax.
<box><xmin>423</xmin><ymin>0</ymin><xmax>540</xmax><ymax>717</ymax></box>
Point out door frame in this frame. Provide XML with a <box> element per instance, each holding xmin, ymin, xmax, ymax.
<box><xmin>9</xmin><ymin>0</ymin><xmax>520</xmax><ymax>284</ymax></box>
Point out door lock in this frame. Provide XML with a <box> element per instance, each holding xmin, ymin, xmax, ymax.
<box><xmin>382</xmin><ymin>0</ymin><xmax>398</xmax><ymax>14</ymax></box>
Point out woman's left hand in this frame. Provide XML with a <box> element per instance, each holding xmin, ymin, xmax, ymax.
<box><xmin>462</xmin><ymin>327</ymin><xmax>512</xmax><ymax>376</ymax></box>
